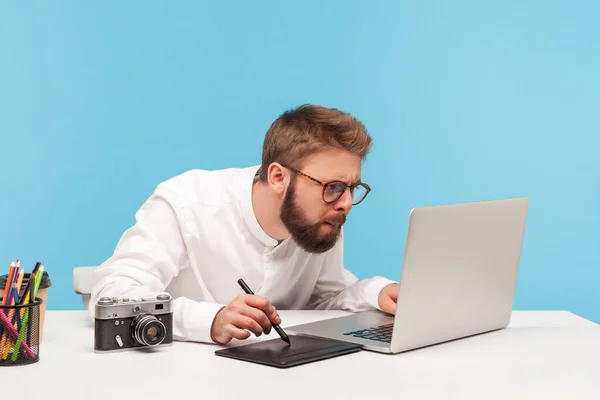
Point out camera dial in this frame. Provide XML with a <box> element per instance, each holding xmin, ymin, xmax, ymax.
<box><xmin>98</xmin><ymin>297</ymin><xmax>114</xmax><ymax>306</ymax></box>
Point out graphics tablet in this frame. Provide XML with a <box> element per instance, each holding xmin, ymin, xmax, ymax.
<box><xmin>214</xmin><ymin>335</ymin><xmax>362</xmax><ymax>368</ymax></box>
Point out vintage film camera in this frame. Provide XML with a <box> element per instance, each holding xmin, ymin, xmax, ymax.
<box><xmin>94</xmin><ymin>294</ymin><xmax>173</xmax><ymax>352</ymax></box>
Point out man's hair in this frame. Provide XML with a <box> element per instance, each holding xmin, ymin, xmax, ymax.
<box><xmin>259</xmin><ymin>104</ymin><xmax>372</xmax><ymax>181</ymax></box>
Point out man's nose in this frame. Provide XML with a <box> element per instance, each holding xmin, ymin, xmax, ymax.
<box><xmin>334</xmin><ymin>188</ymin><xmax>353</xmax><ymax>214</ymax></box>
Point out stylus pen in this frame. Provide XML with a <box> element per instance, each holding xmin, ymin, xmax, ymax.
<box><xmin>237</xmin><ymin>278</ymin><xmax>291</xmax><ymax>345</ymax></box>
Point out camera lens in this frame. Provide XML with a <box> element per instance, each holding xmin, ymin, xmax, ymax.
<box><xmin>131</xmin><ymin>314</ymin><xmax>166</xmax><ymax>346</ymax></box>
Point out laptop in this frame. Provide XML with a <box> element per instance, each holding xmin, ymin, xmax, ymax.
<box><xmin>286</xmin><ymin>197</ymin><xmax>530</xmax><ymax>354</ymax></box>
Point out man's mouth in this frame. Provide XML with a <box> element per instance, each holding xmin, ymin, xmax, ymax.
<box><xmin>324</xmin><ymin>220</ymin><xmax>344</xmax><ymax>228</ymax></box>
<box><xmin>322</xmin><ymin>214</ymin><xmax>346</xmax><ymax>229</ymax></box>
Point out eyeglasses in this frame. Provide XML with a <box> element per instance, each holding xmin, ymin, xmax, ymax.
<box><xmin>285</xmin><ymin>166</ymin><xmax>371</xmax><ymax>206</ymax></box>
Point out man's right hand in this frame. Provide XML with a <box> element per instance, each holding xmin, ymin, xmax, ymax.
<box><xmin>210</xmin><ymin>294</ymin><xmax>282</xmax><ymax>344</ymax></box>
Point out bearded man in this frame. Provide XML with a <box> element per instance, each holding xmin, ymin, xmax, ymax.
<box><xmin>89</xmin><ymin>104</ymin><xmax>399</xmax><ymax>344</ymax></box>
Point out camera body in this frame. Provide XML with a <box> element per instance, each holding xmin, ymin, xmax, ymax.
<box><xmin>94</xmin><ymin>294</ymin><xmax>174</xmax><ymax>352</ymax></box>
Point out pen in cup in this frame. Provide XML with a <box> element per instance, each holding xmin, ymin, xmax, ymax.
<box><xmin>237</xmin><ymin>279</ymin><xmax>290</xmax><ymax>345</ymax></box>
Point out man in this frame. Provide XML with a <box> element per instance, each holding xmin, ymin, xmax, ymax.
<box><xmin>89</xmin><ymin>104</ymin><xmax>399</xmax><ymax>345</ymax></box>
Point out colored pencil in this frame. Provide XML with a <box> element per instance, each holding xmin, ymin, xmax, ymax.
<box><xmin>33</xmin><ymin>267</ymin><xmax>42</xmax><ymax>295</ymax></box>
<box><xmin>5</xmin><ymin>271</ymin><xmax>23</xmax><ymax>329</ymax></box>
<box><xmin>1</xmin><ymin>263</ymin><xmax>15</xmax><ymax>305</ymax></box>
<box><xmin>18</xmin><ymin>262</ymin><xmax>41</xmax><ymax>323</ymax></box>
<box><xmin>0</xmin><ymin>266</ymin><xmax>20</xmax><ymax>359</ymax></box>
<box><xmin>0</xmin><ymin>297</ymin><xmax>16</xmax><ymax>359</ymax></box>
<box><xmin>18</xmin><ymin>261</ymin><xmax>41</xmax><ymax>306</ymax></box>
<box><xmin>0</xmin><ymin>264</ymin><xmax>17</xmax><ymax>353</ymax></box>
<box><xmin>5</xmin><ymin>268</ymin><xmax>22</xmax><ymax>327</ymax></box>
<box><xmin>10</xmin><ymin>286</ymin><xmax>21</xmax><ymax>328</ymax></box>
<box><xmin>13</xmin><ymin>269</ymin><xmax>24</xmax><ymax>328</ymax></box>
<box><xmin>12</xmin><ymin>265</ymin><xmax>44</xmax><ymax>361</ymax></box>
<box><xmin>0</xmin><ymin>262</ymin><xmax>11</xmax><ymax>356</ymax></box>
<box><xmin>3</xmin><ymin>267</ymin><xmax>17</xmax><ymax>307</ymax></box>
<box><xmin>26</xmin><ymin>268</ymin><xmax>40</xmax><ymax>347</ymax></box>
<box><xmin>26</xmin><ymin>264</ymin><xmax>43</xmax><ymax>354</ymax></box>
<box><xmin>7</xmin><ymin>267</ymin><xmax>35</xmax><ymax>360</ymax></box>
<box><xmin>0</xmin><ymin>310</ymin><xmax>34</xmax><ymax>359</ymax></box>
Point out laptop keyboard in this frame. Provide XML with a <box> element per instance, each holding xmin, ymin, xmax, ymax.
<box><xmin>343</xmin><ymin>323</ymin><xmax>393</xmax><ymax>343</ymax></box>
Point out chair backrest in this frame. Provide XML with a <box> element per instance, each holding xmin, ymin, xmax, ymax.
<box><xmin>73</xmin><ymin>266</ymin><xmax>96</xmax><ymax>310</ymax></box>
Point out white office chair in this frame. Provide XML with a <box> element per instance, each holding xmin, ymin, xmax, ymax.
<box><xmin>73</xmin><ymin>266</ymin><xmax>96</xmax><ymax>310</ymax></box>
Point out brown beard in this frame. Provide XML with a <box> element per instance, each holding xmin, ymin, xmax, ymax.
<box><xmin>280</xmin><ymin>177</ymin><xmax>345</xmax><ymax>254</ymax></box>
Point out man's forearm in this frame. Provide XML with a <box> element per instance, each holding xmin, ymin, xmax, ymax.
<box><xmin>305</xmin><ymin>276</ymin><xmax>396</xmax><ymax>312</ymax></box>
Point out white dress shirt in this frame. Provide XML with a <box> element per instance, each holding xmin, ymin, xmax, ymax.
<box><xmin>89</xmin><ymin>165</ymin><xmax>396</xmax><ymax>343</ymax></box>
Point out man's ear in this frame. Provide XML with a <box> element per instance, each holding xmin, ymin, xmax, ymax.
<box><xmin>267</xmin><ymin>163</ymin><xmax>287</xmax><ymax>197</ymax></box>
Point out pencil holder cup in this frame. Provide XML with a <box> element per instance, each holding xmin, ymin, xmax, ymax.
<box><xmin>0</xmin><ymin>272</ymin><xmax>51</xmax><ymax>343</ymax></box>
<box><xmin>0</xmin><ymin>297</ymin><xmax>42</xmax><ymax>366</ymax></box>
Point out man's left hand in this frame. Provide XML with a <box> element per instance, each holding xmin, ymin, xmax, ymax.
<box><xmin>378</xmin><ymin>283</ymin><xmax>399</xmax><ymax>314</ymax></box>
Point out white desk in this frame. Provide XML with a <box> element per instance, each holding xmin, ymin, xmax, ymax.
<box><xmin>2</xmin><ymin>310</ymin><xmax>599</xmax><ymax>399</ymax></box>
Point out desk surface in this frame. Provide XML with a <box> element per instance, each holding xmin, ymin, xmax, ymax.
<box><xmin>2</xmin><ymin>310</ymin><xmax>599</xmax><ymax>399</ymax></box>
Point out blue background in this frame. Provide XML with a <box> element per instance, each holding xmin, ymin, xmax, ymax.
<box><xmin>1</xmin><ymin>1</ymin><xmax>598</xmax><ymax>323</ymax></box>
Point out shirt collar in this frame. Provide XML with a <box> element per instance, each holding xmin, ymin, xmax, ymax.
<box><xmin>240</xmin><ymin>166</ymin><xmax>279</xmax><ymax>248</ymax></box>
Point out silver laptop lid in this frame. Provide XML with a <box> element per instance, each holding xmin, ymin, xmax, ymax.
<box><xmin>390</xmin><ymin>197</ymin><xmax>529</xmax><ymax>353</ymax></box>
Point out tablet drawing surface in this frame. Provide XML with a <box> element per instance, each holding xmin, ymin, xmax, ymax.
<box><xmin>215</xmin><ymin>334</ymin><xmax>362</xmax><ymax>368</ymax></box>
